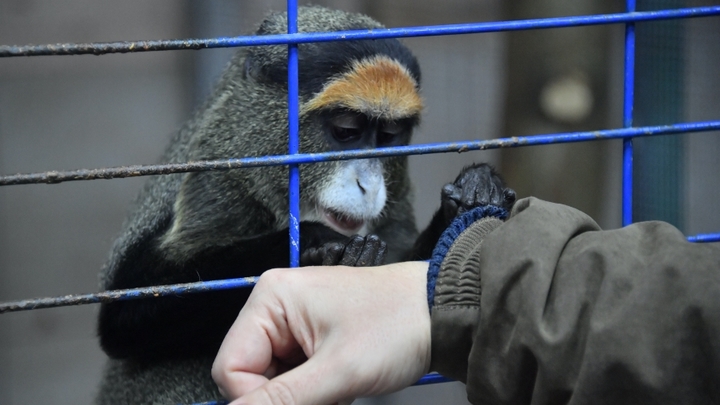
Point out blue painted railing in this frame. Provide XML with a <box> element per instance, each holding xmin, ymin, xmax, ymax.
<box><xmin>2</xmin><ymin>6</ymin><xmax>720</xmax><ymax>57</ymax></box>
<box><xmin>0</xmin><ymin>2</ymin><xmax>719</xmax><ymax>404</ymax></box>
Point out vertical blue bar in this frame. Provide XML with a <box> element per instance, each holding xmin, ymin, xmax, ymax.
<box><xmin>622</xmin><ymin>0</ymin><xmax>636</xmax><ymax>227</ymax></box>
<box><xmin>288</xmin><ymin>0</ymin><xmax>301</xmax><ymax>267</ymax></box>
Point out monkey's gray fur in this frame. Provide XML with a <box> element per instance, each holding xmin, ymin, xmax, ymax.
<box><xmin>95</xmin><ymin>6</ymin><xmax>420</xmax><ymax>404</ymax></box>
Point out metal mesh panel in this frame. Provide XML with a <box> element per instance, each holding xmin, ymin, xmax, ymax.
<box><xmin>0</xmin><ymin>3</ymin><xmax>719</xmax><ymax>405</ymax></box>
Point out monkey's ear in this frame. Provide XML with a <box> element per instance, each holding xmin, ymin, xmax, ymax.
<box><xmin>243</xmin><ymin>52</ymin><xmax>272</xmax><ymax>81</ymax></box>
<box><xmin>243</xmin><ymin>57</ymin><xmax>258</xmax><ymax>80</ymax></box>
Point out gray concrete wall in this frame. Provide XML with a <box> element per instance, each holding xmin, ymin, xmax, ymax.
<box><xmin>0</xmin><ymin>1</ymin><xmax>193</xmax><ymax>403</ymax></box>
<box><xmin>685</xmin><ymin>11</ymin><xmax>720</xmax><ymax>236</ymax></box>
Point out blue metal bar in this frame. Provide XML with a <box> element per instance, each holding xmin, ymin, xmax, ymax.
<box><xmin>2</xmin><ymin>120</ymin><xmax>719</xmax><ymax>187</ymax></box>
<box><xmin>287</xmin><ymin>0</ymin><xmax>301</xmax><ymax>268</ymax></box>
<box><xmin>2</xmin><ymin>6</ymin><xmax>719</xmax><ymax>57</ymax></box>
<box><xmin>0</xmin><ymin>4</ymin><xmax>713</xmax><ymax>405</ymax></box>
<box><xmin>414</xmin><ymin>374</ymin><xmax>455</xmax><ymax>386</ymax></box>
<box><xmin>622</xmin><ymin>139</ymin><xmax>633</xmax><ymax>226</ymax></box>
<box><xmin>687</xmin><ymin>233</ymin><xmax>720</xmax><ymax>243</ymax></box>
<box><xmin>3</xmin><ymin>229</ymin><xmax>717</xmax><ymax>315</ymax></box>
<box><xmin>0</xmin><ymin>277</ymin><xmax>258</xmax><ymax>314</ymax></box>
<box><xmin>622</xmin><ymin>0</ymin><xmax>637</xmax><ymax>227</ymax></box>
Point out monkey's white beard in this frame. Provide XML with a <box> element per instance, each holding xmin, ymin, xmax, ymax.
<box><xmin>301</xmin><ymin>159</ymin><xmax>386</xmax><ymax>237</ymax></box>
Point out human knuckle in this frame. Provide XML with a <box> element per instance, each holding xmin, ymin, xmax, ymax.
<box><xmin>259</xmin><ymin>268</ymin><xmax>289</xmax><ymax>287</ymax></box>
<box><xmin>210</xmin><ymin>361</ymin><xmax>224</xmax><ymax>383</ymax></box>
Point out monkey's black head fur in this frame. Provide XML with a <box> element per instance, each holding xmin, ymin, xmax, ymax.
<box><xmin>245</xmin><ymin>6</ymin><xmax>421</xmax><ymax>98</ymax></box>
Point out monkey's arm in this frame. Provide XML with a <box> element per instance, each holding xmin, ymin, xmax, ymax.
<box><xmin>98</xmin><ymin>222</ymin><xmax>347</xmax><ymax>361</ymax></box>
<box><xmin>405</xmin><ymin>163</ymin><xmax>516</xmax><ymax>261</ymax></box>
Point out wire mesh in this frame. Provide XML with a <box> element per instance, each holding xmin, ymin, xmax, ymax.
<box><xmin>0</xmin><ymin>2</ymin><xmax>719</xmax><ymax>405</ymax></box>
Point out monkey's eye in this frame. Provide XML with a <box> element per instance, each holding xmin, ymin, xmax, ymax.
<box><xmin>378</xmin><ymin>121</ymin><xmax>404</xmax><ymax>145</ymax></box>
<box><xmin>331</xmin><ymin>125</ymin><xmax>363</xmax><ymax>142</ymax></box>
<box><xmin>329</xmin><ymin>114</ymin><xmax>364</xmax><ymax>143</ymax></box>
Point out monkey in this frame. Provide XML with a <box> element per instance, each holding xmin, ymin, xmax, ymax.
<box><xmin>94</xmin><ymin>6</ymin><xmax>515</xmax><ymax>405</ymax></box>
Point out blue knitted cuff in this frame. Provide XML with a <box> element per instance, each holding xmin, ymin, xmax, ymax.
<box><xmin>426</xmin><ymin>205</ymin><xmax>508</xmax><ymax>313</ymax></box>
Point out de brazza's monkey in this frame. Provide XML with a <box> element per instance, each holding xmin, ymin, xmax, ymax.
<box><xmin>95</xmin><ymin>6</ymin><xmax>515</xmax><ymax>404</ymax></box>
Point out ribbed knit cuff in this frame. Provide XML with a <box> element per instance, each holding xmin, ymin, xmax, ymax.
<box><xmin>427</xmin><ymin>209</ymin><xmax>505</xmax><ymax>381</ymax></box>
<box><xmin>426</xmin><ymin>205</ymin><xmax>508</xmax><ymax>312</ymax></box>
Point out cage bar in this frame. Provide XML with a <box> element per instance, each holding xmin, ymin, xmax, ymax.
<box><xmin>623</xmin><ymin>0</ymin><xmax>637</xmax><ymax>227</ymax></box>
<box><xmin>0</xmin><ymin>3</ymin><xmax>718</xmax><ymax>404</ymax></box>
<box><xmin>2</xmin><ymin>7</ymin><xmax>719</xmax><ymax>57</ymax></box>
<box><xmin>288</xmin><ymin>0</ymin><xmax>301</xmax><ymax>267</ymax></box>
<box><xmin>2</xmin><ymin>120</ymin><xmax>719</xmax><ymax>187</ymax></box>
<box><xmin>2</xmin><ymin>225</ymin><xmax>717</xmax><ymax>315</ymax></box>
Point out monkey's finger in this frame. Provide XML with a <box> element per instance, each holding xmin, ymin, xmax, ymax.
<box><xmin>300</xmin><ymin>248</ymin><xmax>322</xmax><ymax>266</ymax></box>
<box><xmin>355</xmin><ymin>235</ymin><xmax>385</xmax><ymax>267</ymax></box>
<box><xmin>339</xmin><ymin>236</ymin><xmax>365</xmax><ymax>266</ymax></box>
<box><xmin>480</xmin><ymin>178</ymin><xmax>501</xmax><ymax>207</ymax></box>
<box><xmin>492</xmin><ymin>176</ymin><xmax>507</xmax><ymax>206</ymax></box>
<box><xmin>370</xmin><ymin>239</ymin><xmax>387</xmax><ymax>267</ymax></box>
<box><xmin>441</xmin><ymin>184</ymin><xmax>462</xmax><ymax>220</ymax></box>
<box><xmin>459</xmin><ymin>175</ymin><xmax>480</xmax><ymax>208</ymax></box>
<box><xmin>441</xmin><ymin>183</ymin><xmax>461</xmax><ymax>202</ymax></box>
<box><xmin>503</xmin><ymin>188</ymin><xmax>517</xmax><ymax>210</ymax></box>
<box><xmin>322</xmin><ymin>244</ymin><xmax>345</xmax><ymax>266</ymax></box>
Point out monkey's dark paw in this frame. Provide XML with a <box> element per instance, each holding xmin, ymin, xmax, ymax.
<box><xmin>340</xmin><ymin>234</ymin><xmax>387</xmax><ymax>266</ymax></box>
<box><xmin>441</xmin><ymin>163</ymin><xmax>516</xmax><ymax>226</ymax></box>
<box><xmin>300</xmin><ymin>234</ymin><xmax>387</xmax><ymax>267</ymax></box>
<box><xmin>301</xmin><ymin>243</ymin><xmax>343</xmax><ymax>266</ymax></box>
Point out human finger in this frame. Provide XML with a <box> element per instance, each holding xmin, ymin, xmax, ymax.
<box><xmin>212</xmin><ymin>274</ymin><xmax>304</xmax><ymax>399</ymax></box>
<box><xmin>227</xmin><ymin>347</ymin><xmax>352</xmax><ymax>405</ymax></box>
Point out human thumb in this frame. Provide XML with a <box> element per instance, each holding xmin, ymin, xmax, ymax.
<box><xmin>228</xmin><ymin>349</ymin><xmax>352</xmax><ymax>405</ymax></box>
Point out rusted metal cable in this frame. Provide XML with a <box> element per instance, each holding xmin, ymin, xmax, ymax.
<box><xmin>2</xmin><ymin>120</ymin><xmax>720</xmax><ymax>186</ymax></box>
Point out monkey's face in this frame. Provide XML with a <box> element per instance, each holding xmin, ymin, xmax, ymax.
<box><xmin>295</xmin><ymin>54</ymin><xmax>422</xmax><ymax>236</ymax></box>
<box><xmin>244</xmin><ymin>29</ymin><xmax>423</xmax><ymax>234</ymax></box>
<box><xmin>300</xmin><ymin>109</ymin><xmax>417</xmax><ymax>236</ymax></box>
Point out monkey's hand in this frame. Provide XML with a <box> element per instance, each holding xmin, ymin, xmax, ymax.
<box><xmin>440</xmin><ymin>163</ymin><xmax>516</xmax><ymax>228</ymax></box>
<box><xmin>405</xmin><ymin>163</ymin><xmax>516</xmax><ymax>261</ymax></box>
<box><xmin>301</xmin><ymin>234</ymin><xmax>387</xmax><ymax>267</ymax></box>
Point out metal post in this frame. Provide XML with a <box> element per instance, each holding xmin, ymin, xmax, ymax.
<box><xmin>288</xmin><ymin>0</ymin><xmax>301</xmax><ymax>267</ymax></box>
<box><xmin>622</xmin><ymin>0</ymin><xmax>636</xmax><ymax>227</ymax></box>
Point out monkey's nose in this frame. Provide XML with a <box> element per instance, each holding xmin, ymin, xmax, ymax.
<box><xmin>357</xmin><ymin>179</ymin><xmax>366</xmax><ymax>195</ymax></box>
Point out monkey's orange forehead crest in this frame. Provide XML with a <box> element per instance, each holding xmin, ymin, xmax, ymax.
<box><xmin>303</xmin><ymin>56</ymin><xmax>423</xmax><ymax>119</ymax></box>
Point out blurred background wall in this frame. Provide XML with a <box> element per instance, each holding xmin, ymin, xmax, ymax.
<box><xmin>0</xmin><ymin>0</ymin><xmax>718</xmax><ymax>404</ymax></box>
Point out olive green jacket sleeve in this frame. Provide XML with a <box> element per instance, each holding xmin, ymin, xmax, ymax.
<box><xmin>430</xmin><ymin>197</ymin><xmax>720</xmax><ymax>405</ymax></box>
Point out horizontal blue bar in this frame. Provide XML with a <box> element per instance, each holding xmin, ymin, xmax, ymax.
<box><xmin>1</xmin><ymin>120</ymin><xmax>719</xmax><ymax>186</ymax></box>
<box><xmin>1</xmin><ymin>6</ymin><xmax>719</xmax><ymax>57</ymax></box>
<box><xmin>0</xmin><ymin>277</ymin><xmax>258</xmax><ymax>314</ymax></box>
<box><xmin>687</xmin><ymin>233</ymin><xmax>720</xmax><ymax>243</ymax></box>
<box><xmin>2</xmin><ymin>228</ymin><xmax>717</xmax><ymax>314</ymax></box>
<box><xmin>414</xmin><ymin>373</ymin><xmax>455</xmax><ymax>386</ymax></box>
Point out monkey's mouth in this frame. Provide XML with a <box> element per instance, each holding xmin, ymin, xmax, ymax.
<box><xmin>323</xmin><ymin>208</ymin><xmax>364</xmax><ymax>234</ymax></box>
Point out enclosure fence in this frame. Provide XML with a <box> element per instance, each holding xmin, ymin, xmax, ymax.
<box><xmin>1</xmin><ymin>2</ymin><xmax>720</xmax><ymax>404</ymax></box>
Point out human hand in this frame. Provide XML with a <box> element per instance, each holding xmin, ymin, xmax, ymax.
<box><xmin>212</xmin><ymin>262</ymin><xmax>431</xmax><ymax>405</ymax></box>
